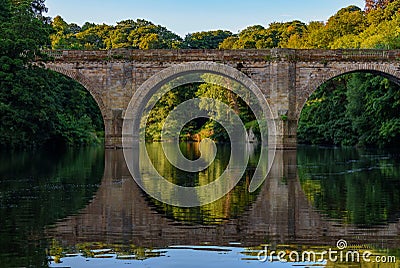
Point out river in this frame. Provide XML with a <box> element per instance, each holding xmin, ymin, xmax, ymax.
<box><xmin>1</xmin><ymin>144</ymin><xmax>400</xmax><ymax>267</ymax></box>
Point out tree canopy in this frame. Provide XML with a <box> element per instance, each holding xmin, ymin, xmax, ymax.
<box><xmin>298</xmin><ymin>73</ymin><xmax>400</xmax><ymax>147</ymax></box>
<box><xmin>0</xmin><ymin>0</ymin><xmax>103</xmax><ymax>149</ymax></box>
<box><xmin>47</xmin><ymin>0</ymin><xmax>400</xmax><ymax>50</ymax></box>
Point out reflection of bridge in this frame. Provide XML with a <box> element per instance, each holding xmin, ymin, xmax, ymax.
<box><xmin>41</xmin><ymin>49</ymin><xmax>400</xmax><ymax>150</ymax></box>
<box><xmin>48</xmin><ymin>150</ymin><xmax>400</xmax><ymax>249</ymax></box>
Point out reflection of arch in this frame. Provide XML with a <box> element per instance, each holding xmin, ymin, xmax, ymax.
<box><xmin>126</xmin><ymin>61</ymin><xmax>273</xmax><ymax>139</ymax></box>
<box><xmin>48</xmin><ymin>150</ymin><xmax>400</xmax><ymax>249</ymax></box>
<box><xmin>44</xmin><ymin>64</ymin><xmax>109</xmax><ymax>120</ymax></box>
<box><xmin>297</xmin><ymin>63</ymin><xmax>400</xmax><ymax>118</ymax></box>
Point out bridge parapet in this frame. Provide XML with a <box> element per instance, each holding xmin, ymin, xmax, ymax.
<box><xmin>41</xmin><ymin>49</ymin><xmax>273</xmax><ymax>63</ymax></box>
<box><xmin>294</xmin><ymin>49</ymin><xmax>400</xmax><ymax>62</ymax></box>
<box><xmin>40</xmin><ymin>48</ymin><xmax>400</xmax><ymax>63</ymax></box>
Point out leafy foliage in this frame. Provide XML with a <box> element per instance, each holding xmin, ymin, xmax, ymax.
<box><xmin>219</xmin><ymin>21</ymin><xmax>307</xmax><ymax>49</ymax></box>
<box><xmin>0</xmin><ymin>67</ymin><xmax>104</xmax><ymax>148</ymax></box>
<box><xmin>144</xmin><ymin>79</ymin><xmax>257</xmax><ymax>142</ymax></box>
<box><xmin>182</xmin><ymin>30</ymin><xmax>232</xmax><ymax>49</ymax></box>
<box><xmin>51</xmin><ymin>18</ymin><xmax>182</xmax><ymax>49</ymax></box>
<box><xmin>0</xmin><ymin>0</ymin><xmax>103</xmax><ymax>149</ymax></box>
<box><xmin>298</xmin><ymin>76</ymin><xmax>356</xmax><ymax>146</ymax></box>
<box><xmin>298</xmin><ymin>73</ymin><xmax>400</xmax><ymax>147</ymax></box>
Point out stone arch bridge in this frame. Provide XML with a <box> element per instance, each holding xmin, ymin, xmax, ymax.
<box><xmin>41</xmin><ymin>48</ymin><xmax>400</xmax><ymax>149</ymax></box>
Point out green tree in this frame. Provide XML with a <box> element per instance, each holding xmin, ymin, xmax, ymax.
<box><xmin>323</xmin><ymin>6</ymin><xmax>367</xmax><ymax>49</ymax></box>
<box><xmin>145</xmin><ymin>84</ymin><xmax>198</xmax><ymax>141</ymax></box>
<box><xmin>346</xmin><ymin>73</ymin><xmax>400</xmax><ymax>147</ymax></box>
<box><xmin>268</xmin><ymin>20</ymin><xmax>307</xmax><ymax>48</ymax></box>
<box><xmin>230</xmin><ymin>25</ymin><xmax>266</xmax><ymax>49</ymax></box>
<box><xmin>182</xmin><ymin>30</ymin><xmax>232</xmax><ymax>49</ymax></box>
<box><xmin>298</xmin><ymin>21</ymin><xmax>327</xmax><ymax>48</ymax></box>
<box><xmin>75</xmin><ymin>24</ymin><xmax>113</xmax><ymax>49</ymax></box>
<box><xmin>1</xmin><ymin>0</ymin><xmax>51</xmax><ymax>60</ymax></box>
<box><xmin>219</xmin><ymin>36</ymin><xmax>239</xmax><ymax>49</ymax></box>
<box><xmin>0</xmin><ymin>0</ymin><xmax>103</xmax><ymax>148</ymax></box>
<box><xmin>298</xmin><ymin>76</ymin><xmax>356</xmax><ymax>146</ymax></box>
<box><xmin>109</xmin><ymin>19</ymin><xmax>182</xmax><ymax>49</ymax></box>
<box><xmin>219</xmin><ymin>21</ymin><xmax>306</xmax><ymax>49</ymax></box>
<box><xmin>298</xmin><ymin>73</ymin><xmax>400</xmax><ymax>148</ymax></box>
<box><xmin>327</xmin><ymin>6</ymin><xmax>367</xmax><ymax>36</ymax></box>
<box><xmin>51</xmin><ymin>15</ymin><xmax>81</xmax><ymax>49</ymax></box>
<box><xmin>359</xmin><ymin>12</ymin><xmax>400</xmax><ymax>48</ymax></box>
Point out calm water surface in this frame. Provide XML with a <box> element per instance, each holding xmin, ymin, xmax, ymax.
<box><xmin>1</xmin><ymin>144</ymin><xmax>400</xmax><ymax>267</ymax></box>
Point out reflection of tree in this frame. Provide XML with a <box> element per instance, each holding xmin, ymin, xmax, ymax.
<box><xmin>297</xmin><ymin>147</ymin><xmax>400</xmax><ymax>225</ymax></box>
<box><xmin>0</xmin><ymin>147</ymin><xmax>104</xmax><ymax>267</ymax></box>
<box><xmin>141</xmin><ymin>143</ymin><xmax>260</xmax><ymax>224</ymax></box>
<box><xmin>52</xmin><ymin>241</ymin><xmax>400</xmax><ymax>265</ymax></box>
<box><xmin>49</xmin><ymin>241</ymin><xmax>161</xmax><ymax>263</ymax></box>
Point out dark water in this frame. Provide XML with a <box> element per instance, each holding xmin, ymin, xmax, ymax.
<box><xmin>1</xmin><ymin>144</ymin><xmax>400</xmax><ymax>267</ymax></box>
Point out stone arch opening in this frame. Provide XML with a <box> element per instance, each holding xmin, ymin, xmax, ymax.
<box><xmin>44</xmin><ymin>65</ymin><xmax>108</xmax><ymax>120</ymax></box>
<box><xmin>297</xmin><ymin>67</ymin><xmax>400</xmax><ymax>148</ymax></box>
<box><xmin>294</xmin><ymin>65</ymin><xmax>400</xmax><ymax>233</ymax></box>
<box><xmin>124</xmin><ymin>61</ymin><xmax>275</xmax><ymax>144</ymax></box>
<box><xmin>43</xmin><ymin>64</ymin><xmax>107</xmax><ymax>146</ymax></box>
<box><xmin>297</xmin><ymin>65</ymin><xmax>400</xmax><ymax>119</ymax></box>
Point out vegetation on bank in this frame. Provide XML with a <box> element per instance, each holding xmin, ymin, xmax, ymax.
<box><xmin>0</xmin><ymin>0</ymin><xmax>104</xmax><ymax>149</ymax></box>
<box><xmin>298</xmin><ymin>73</ymin><xmax>400</xmax><ymax>147</ymax></box>
<box><xmin>1</xmin><ymin>0</ymin><xmax>400</xmax><ymax>147</ymax></box>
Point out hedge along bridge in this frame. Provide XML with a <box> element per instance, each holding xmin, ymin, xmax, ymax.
<box><xmin>41</xmin><ymin>48</ymin><xmax>400</xmax><ymax>149</ymax></box>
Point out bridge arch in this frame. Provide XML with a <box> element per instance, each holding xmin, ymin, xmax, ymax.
<box><xmin>125</xmin><ymin>61</ymin><xmax>274</xmax><ymax>141</ymax></box>
<box><xmin>296</xmin><ymin>63</ymin><xmax>400</xmax><ymax>120</ymax></box>
<box><xmin>44</xmin><ymin>64</ymin><xmax>109</xmax><ymax>120</ymax></box>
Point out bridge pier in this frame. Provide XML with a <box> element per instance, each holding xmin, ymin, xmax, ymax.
<box><xmin>104</xmin><ymin>109</ymin><xmax>124</xmax><ymax>149</ymax></box>
<box><xmin>272</xmin><ymin>119</ymin><xmax>298</xmax><ymax>150</ymax></box>
<box><xmin>269</xmin><ymin>50</ymin><xmax>298</xmax><ymax>150</ymax></box>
